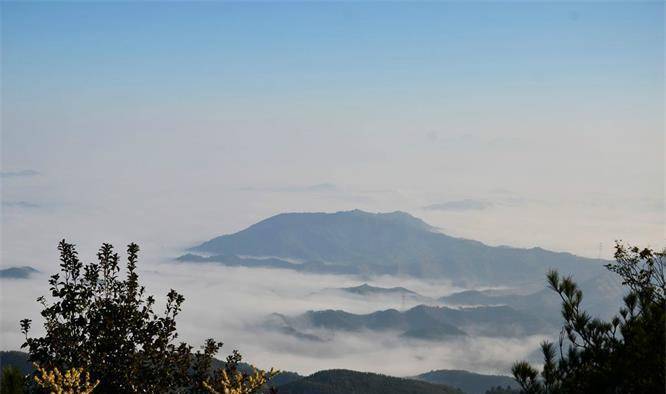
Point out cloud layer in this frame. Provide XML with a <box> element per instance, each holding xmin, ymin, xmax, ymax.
<box><xmin>424</xmin><ymin>199</ymin><xmax>493</xmax><ymax>212</ymax></box>
<box><xmin>1</xmin><ymin>260</ymin><xmax>547</xmax><ymax>377</ymax></box>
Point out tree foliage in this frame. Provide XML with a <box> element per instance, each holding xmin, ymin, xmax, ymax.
<box><xmin>512</xmin><ymin>242</ymin><xmax>665</xmax><ymax>393</ymax></box>
<box><xmin>20</xmin><ymin>240</ymin><xmax>273</xmax><ymax>393</ymax></box>
<box><xmin>33</xmin><ymin>364</ymin><xmax>99</xmax><ymax>394</ymax></box>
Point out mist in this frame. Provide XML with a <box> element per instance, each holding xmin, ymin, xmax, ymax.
<box><xmin>1</xmin><ymin>260</ymin><xmax>548</xmax><ymax>377</ymax></box>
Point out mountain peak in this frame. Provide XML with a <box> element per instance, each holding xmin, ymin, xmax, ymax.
<box><xmin>186</xmin><ymin>210</ymin><xmax>604</xmax><ymax>285</ymax></box>
<box><xmin>337</xmin><ymin>209</ymin><xmax>434</xmax><ymax>230</ymax></box>
<box><xmin>190</xmin><ymin>209</ymin><xmax>436</xmax><ymax>258</ymax></box>
<box><xmin>0</xmin><ymin>266</ymin><xmax>40</xmax><ymax>279</ymax></box>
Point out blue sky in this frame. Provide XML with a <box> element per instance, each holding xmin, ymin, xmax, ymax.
<box><xmin>1</xmin><ymin>2</ymin><xmax>664</xmax><ymax>264</ymax></box>
<box><xmin>4</xmin><ymin>2</ymin><xmax>662</xmax><ymax>105</ymax></box>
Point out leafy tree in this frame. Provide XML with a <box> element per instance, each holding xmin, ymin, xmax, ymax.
<box><xmin>0</xmin><ymin>366</ymin><xmax>24</xmax><ymax>394</ymax></box>
<box><xmin>512</xmin><ymin>242</ymin><xmax>665</xmax><ymax>393</ymax></box>
<box><xmin>20</xmin><ymin>240</ymin><xmax>272</xmax><ymax>393</ymax></box>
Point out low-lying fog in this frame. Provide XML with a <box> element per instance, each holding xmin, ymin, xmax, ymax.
<box><xmin>1</xmin><ymin>261</ymin><xmax>548</xmax><ymax>376</ymax></box>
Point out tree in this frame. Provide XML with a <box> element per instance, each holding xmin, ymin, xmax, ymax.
<box><xmin>0</xmin><ymin>366</ymin><xmax>24</xmax><ymax>394</ymax></box>
<box><xmin>512</xmin><ymin>242</ymin><xmax>665</xmax><ymax>393</ymax></box>
<box><xmin>20</xmin><ymin>240</ymin><xmax>274</xmax><ymax>393</ymax></box>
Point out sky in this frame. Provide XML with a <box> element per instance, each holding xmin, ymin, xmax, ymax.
<box><xmin>1</xmin><ymin>2</ymin><xmax>664</xmax><ymax>267</ymax></box>
<box><xmin>1</xmin><ymin>1</ymin><xmax>663</xmax><ymax>375</ymax></box>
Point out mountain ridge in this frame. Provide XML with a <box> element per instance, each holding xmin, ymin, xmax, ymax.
<box><xmin>269</xmin><ymin>303</ymin><xmax>554</xmax><ymax>340</ymax></box>
<box><xmin>0</xmin><ymin>266</ymin><xmax>40</xmax><ymax>279</ymax></box>
<box><xmin>275</xmin><ymin>369</ymin><xmax>463</xmax><ymax>394</ymax></box>
<box><xmin>182</xmin><ymin>210</ymin><xmax>607</xmax><ymax>285</ymax></box>
<box><xmin>414</xmin><ymin>369</ymin><xmax>518</xmax><ymax>394</ymax></box>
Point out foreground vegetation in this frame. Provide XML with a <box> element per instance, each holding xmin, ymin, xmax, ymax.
<box><xmin>5</xmin><ymin>240</ymin><xmax>277</xmax><ymax>393</ymax></box>
<box><xmin>512</xmin><ymin>243</ymin><xmax>665</xmax><ymax>393</ymax></box>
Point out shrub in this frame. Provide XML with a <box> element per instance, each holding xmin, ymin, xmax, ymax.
<box><xmin>21</xmin><ymin>240</ymin><xmax>274</xmax><ymax>393</ymax></box>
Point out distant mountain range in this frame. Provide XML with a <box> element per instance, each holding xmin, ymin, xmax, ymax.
<box><xmin>0</xmin><ymin>351</ymin><xmax>32</xmax><ymax>374</ymax></box>
<box><xmin>314</xmin><ymin>283</ymin><xmax>434</xmax><ymax>304</ymax></box>
<box><xmin>441</xmin><ymin>272</ymin><xmax>623</xmax><ymax>323</ymax></box>
<box><xmin>319</xmin><ymin>281</ymin><xmax>620</xmax><ymax>322</ymax></box>
<box><xmin>267</xmin><ymin>303</ymin><xmax>554</xmax><ymax>341</ymax></box>
<box><xmin>0</xmin><ymin>266</ymin><xmax>39</xmax><ymax>279</ymax></box>
<box><xmin>275</xmin><ymin>369</ymin><xmax>463</xmax><ymax>394</ymax></box>
<box><xmin>414</xmin><ymin>370</ymin><xmax>518</xmax><ymax>394</ymax></box>
<box><xmin>181</xmin><ymin>210</ymin><xmax>607</xmax><ymax>286</ymax></box>
<box><xmin>338</xmin><ymin>283</ymin><xmax>420</xmax><ymax>297</ymax></box>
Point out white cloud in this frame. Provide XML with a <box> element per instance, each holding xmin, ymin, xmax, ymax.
<box><xmin>0</xmin><ymin>261</ymin><xmax>548</xmax><ymax>376</ymax></box>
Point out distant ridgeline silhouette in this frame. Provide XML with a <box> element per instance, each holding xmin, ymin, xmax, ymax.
<box><xmin>179</xmin><ymin>210</ymin><xmax>607</xmax><ymax>286</ymax></box>
<box><xmin>0</xmin><ymin>266</ymin><xmax>39</xmax><ymax>279</ymax></box>
<box><xmin>265</xmin><ymin>303</ymin><xmax>553</xmax><ymax>342</ymax></box>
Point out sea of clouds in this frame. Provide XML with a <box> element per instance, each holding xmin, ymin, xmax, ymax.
<box><xmin>1</xmin><ymin>260</ymin><xmax>548</xmax><ymax>377</ymax></box>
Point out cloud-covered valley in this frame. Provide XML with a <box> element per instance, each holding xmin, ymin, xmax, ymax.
<box><xmin>1</xmin><ymin>261</ymin><xmax>548</xmax><ymax>377</ymax></box>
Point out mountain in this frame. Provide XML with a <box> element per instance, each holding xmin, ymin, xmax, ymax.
<box><xmin>176</xmin><ymin>253</ymin><xmax>297</xmax><ymax>270</ymax></box>
<box><xmin>296</xmin><ymin>307</ymin><xmax>465</xmax><ymax>338</ymax></box>
<box><xmin>271</xmin><ymin>304</ymin><xmax>554</xmax><ymax>340</ymax></box>
<box><xmin>176</xmin><ymin>253</ymin><xmax>368</xmax><ymax>275</ymax></box>
<box><xmin>275</xmin><ymin>369</ymin><xmax>463</xmax><ymax>394</ymax></box>
<box><xmin>0</xmin><ymin>351</ymin><xmax>32</xmax><ymax>375</ymax></box>
<box><xmin>404</xmin><ymin>305</ymin><xmax>552</xmax><ymax>337</ymax></box>
<box><xmin>264</xmin><ymin>313</ymin><xmax>328</xmax><ymax>342</ymax></box>
<box><xmin>315</xmin><ymin>283</ymin><xmax>434</xmax><ymax>303</ymax></box>
<box><xmin>440</xmin><ymin>289</ymin><xmax>561</xmax><ymax>326</ymax></box>
<box><xmin>0</xmin><ymin>266</ymin><xmax>39</xmax><ymax>279</ymax></box>
<box><xmin>414</xmin><ymin>370</ymin><xmax>518</xmax><ymax>394</ymax></box>
<box><xmin>340</xmin><ymin>283</ymin><xmax>419</xmax><ymax>297</ymax></box>
<box><xmin>267</xmin><ymin>371</ymin><xmax>303</xmax><ymax>387</ymax></box>
<box><xmin>400</xmin><ymin>325</ymin><xmax>466</xmax><ymax>341</ymax></box>
<box><xmin>183</xmin><ymin>210</ymin><xmax>607</xmax><ymax>285</ymax></box>
<box><xmin>440</xmin><ymin>272</ymin><xmax>623</xmax><ymax>323</ymax></box>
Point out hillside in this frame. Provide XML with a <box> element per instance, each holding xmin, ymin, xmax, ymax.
<box><xmin>0</xmin><ymin>351</ymin><xmax>32</xmax><ymax>374</ymax></box>
<box><xmin>275</xmin><ymin>369</ymin><xmax>463</xmax><ymax>394</ymax></box>
<box><xmin>0</xmin><ymin>351</ymin><xmax>302</xmax><ymax>388</ymax></box>
<box><xmin>415</xmin><ymin>370</ymin><xmax>518</xmax><ymax>394</ymax></box>
<box><xmin>183</xmin><ymin>210</ymin><xmax>607</xmax><ymax>285</ymax></box>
